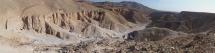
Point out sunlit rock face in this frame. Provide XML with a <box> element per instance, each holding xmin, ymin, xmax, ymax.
<box><xmin>92</xmin><ymin>1</ymin><xmax>154</xmax><ymax>24</ymax></box>
<box><xmin>0</xmin><ymin>0</ymin><xmax>151</xmax><ymax>53</ymax></box>
<box><xmin>1</xmin><ymin>0</ymin><xmax>215</xmax><ymax>53</ymax></box>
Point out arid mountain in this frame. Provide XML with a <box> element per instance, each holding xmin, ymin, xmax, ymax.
<box><xmin>0</xmin><ymin>0</ymin><xmax>215</xmax><ymax>53</ymax></box>
<box><xmin>149</xmin><ymin>11</ymin><xmax>215</xmax><ymax>33</ymax></box>
<box><xmin>92</xmin><ymin>1</ymin><xmax>154</xmax><ymax>24</ymax></box>
<box><xmin>93</xmin><ymin>1</ymin><xmax>215</xmax><ymax>53</ymax></box>
<box><xmin>0</xmin><ymin>0</ymin><xmax>150</xmax><ymax>53</ymax></box>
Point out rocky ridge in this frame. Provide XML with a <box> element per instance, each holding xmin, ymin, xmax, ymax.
<box><xmin>0</xmin><ymin>0</ymin><xmax>215</xmax><ymax>53</ymax></box>
<box><xmin>0</xmin><ymin>0</ymin><xmax>149</xmax><ymax>53</ymax></box>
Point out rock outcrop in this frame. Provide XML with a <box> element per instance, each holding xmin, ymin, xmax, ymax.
<box><xmin>0</xmin><ymin>0</ymin><xmax>150</xmax><ymax>53</ymax></box>
<box><xmin>1</xmin><ymin>0</ymin><xmax>215</xmax><ymax>53</ymax></box>
<box><xmin>92</xmin><ymin>1</ymin><xmax>153</xmax><ymax>24</ymax></box>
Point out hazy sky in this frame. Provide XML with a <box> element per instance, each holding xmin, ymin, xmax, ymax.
<box><xmin>91</xmin><ymin>0</ymin><xmax>215</xmax><ymax>13</ymax></box>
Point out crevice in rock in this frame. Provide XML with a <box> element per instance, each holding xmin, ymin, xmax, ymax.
<box><xmin>77</xmin><ymin>12</ymin><xmax>81</xmax><ymax>20</ymax></box>
<box><xmin>56</xmin><ymin>32</ymin><xmax>61</xmax><ymax>38</ymax></box>
<box><xmin>61</xmin><ymin>21</ymin><xmax>66</xmax><ymax>27</ymax></box>
<box><xmin>81</xmin><ymin>24</ymin><xmax>90</xmax><ymax>32</ymax></box>
<box><xmin>69</xmin><ymin>26</ymin><xmax>74</xmax><ymax>32</ymax></box>
<box><xmin>22</xmin><ymin>16</ymin><xmax>30</xmax><ymax>30</ymax></box>
<box><xmin>5</xmin><ymin>20</ymin><xmax>8</xmax><ymax>29</ymax></box>
<box><xmin>45</xmin><ymin>23</ymin><xmax>53</xmax><ymax>35</ymax></box>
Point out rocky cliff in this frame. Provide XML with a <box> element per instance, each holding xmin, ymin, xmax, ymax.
<box><xmin>0</xmin><ymin>0</ymin><xmax>150</xmax><ymax>53</ymax></box>
<box><xmin>0</xmin><ymin>0</ymin><xmax>215</xmax><ymax>53</ymax></box>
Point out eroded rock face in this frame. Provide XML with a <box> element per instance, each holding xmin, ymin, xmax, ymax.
<box><xmin>0</xmin><ymin>0</ymin><xmax>151</xmax><ymax>53</ymax></box>
<box><xmin>0</xmin><ymin>0</ymin><xmax>143</xmax><ymax>39</ymax></box>
<box><xmin>92</xmin><ymin>1</ymin><xmax>153</xmax><ymax>24</ymax></box>
<box><xmin>19</xmin><ymin>10</ymin><xmax>128</xmax><ymax>39</ymax></box>
<box><xmin>1</xmin><ymin>0</ymin><xmax>215</xmax><ymax>53</ymax></box>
